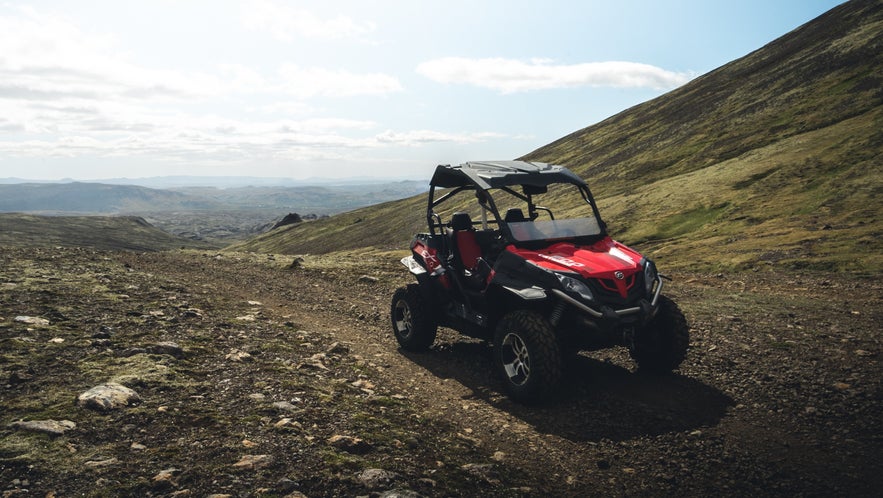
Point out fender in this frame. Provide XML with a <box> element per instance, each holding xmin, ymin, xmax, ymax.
<box><xmin>500</xmin><ymin>285</ymin><xmax>546</xmax><ymax>300</ymax></box>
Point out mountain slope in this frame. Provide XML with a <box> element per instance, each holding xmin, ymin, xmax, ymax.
<box><xmin>522</xmin><ymin>0</ymin><xmax>882</xmax><ymax>194</ymax></box>
<box><xmin>232</xmin><ymin>0</ymin><xmax>882</xmax><ymax>273</ymax></box>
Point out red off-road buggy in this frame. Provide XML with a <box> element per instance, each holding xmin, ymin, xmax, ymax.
<box><xmin>391</xmin><ymin>161</ymin><xmax>689</xmax><ymax>403</ymax></box>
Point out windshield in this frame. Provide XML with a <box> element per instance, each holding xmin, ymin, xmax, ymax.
<box><xmin>507</xmin><ymin>217</ymin><xmax>602</xmax><ymax>242</ymax></box>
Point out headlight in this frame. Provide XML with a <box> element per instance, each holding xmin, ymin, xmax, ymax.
<box><xmin>643</xmin><ymin>259</ymin><xmax>658</xmax><ymax>295</ymax></box>
<box><xmin>555</xmin><ymin>273</ymin><xmax>594</xmax><ymax>302</ymax></box>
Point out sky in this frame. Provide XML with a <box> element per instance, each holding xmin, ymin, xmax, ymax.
<box><xmin>0</xmin><ymin>0</ymin><xmax>845</xmax><ymax>182</ymax></box>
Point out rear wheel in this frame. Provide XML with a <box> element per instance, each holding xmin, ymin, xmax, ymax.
<box><xmin>390</xmin><ymin>284</ymin><xmax>437</xmax><ymax>351</ymax></box>
<box><xmin>629</xmin><ymin>295</ymin><xmax>689</xmax><ymax>372</ymax></box>
<box><xmin>494</xmin><ymin>310</ymin><xmax>562</xmax><ymax>404</ymax></box>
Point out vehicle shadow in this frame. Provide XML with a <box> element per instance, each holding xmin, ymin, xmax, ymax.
<box><xmin>400</xmin><ymin>340</ymin><xmax>734</xmax><ymax>443</ymax></box>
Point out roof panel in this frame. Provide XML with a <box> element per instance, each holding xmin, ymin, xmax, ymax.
<box><xmin>430</xmin><ymin>160</ymin><xmax>586</xmax><ymax>189</ymax></box>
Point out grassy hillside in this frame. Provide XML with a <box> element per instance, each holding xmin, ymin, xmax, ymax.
<box><xmin>229</xmin><ymin>195</ymin><xmax>428</xmax><ymax>255</ymax></box>
<box><xmin>0</xmin><ymin>214</ymin><xmax>215</xmax><ymax>252</ymax></box>
<box><xmin>522</xmin><ymin>0</ymin><xmax>882</xmax><ymax>194</ymax></box>
<box><xmin>231</xmin><ymin>0</ymin><xmax>882</xmax><ymax>274</ymax></box>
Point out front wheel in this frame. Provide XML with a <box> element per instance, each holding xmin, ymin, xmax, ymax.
<box><xmin>493</xmin><ymin>311</ymin><xmax>562</xmax><ymax>404</ymax></box>
<box><xmin>390</xmin><ymin>284</ymin><xmax>437</xmax><ymax>351</ymax></box>
<box><xmin>629</xmin><ymin>295</ymin><xmax>689</xmax><ymax>373</ymax></box>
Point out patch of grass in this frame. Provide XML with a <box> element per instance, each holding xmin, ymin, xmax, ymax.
<box><xmin>647</xmin><ymin>203</ymin><xmax>730</xmax><ymax>242</ymax></box>
<box><xmin>732</xmin><ymin>169</ymin><xmax>777</xmax><ymax>190</ymax></box>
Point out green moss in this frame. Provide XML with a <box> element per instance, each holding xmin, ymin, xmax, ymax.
<box><xmin>635</xmin><ymin>203</ymin><xmax>731</xmax><ymax>243</ymax></box>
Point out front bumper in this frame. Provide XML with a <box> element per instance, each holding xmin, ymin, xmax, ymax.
<box><xmin>550</xmin><ymin>276</ymin><xmax>664</xmax><ymax>321</ymax></box>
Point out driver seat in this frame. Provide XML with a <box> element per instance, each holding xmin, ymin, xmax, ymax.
<box><xmin>448</xmin><ymin>212</ymin><xmax>490</xmax><ymax>288</ymax></box>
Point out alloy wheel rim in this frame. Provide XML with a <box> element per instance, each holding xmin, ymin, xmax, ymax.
<box><xmin>501</xmin><ymin>332</ymin><xmax>530</xmax><ymax>386</ymax></box>
<box><xmin>394</xmin><ymin>300</ymin><xmax>412</xmax><ymax>338</ymax></box>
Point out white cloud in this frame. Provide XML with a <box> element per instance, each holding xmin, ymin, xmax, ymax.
<box><xmin>375</xmin><ymin>130</ymin><xmax>505</xmax><ymax>146</ymax></box>
<box><xmin>416</xmin><ymin>57</ymin><xmax>694</xmax><ymax>93</ymax></box>
<box><xmin>0</xmin><ymin>6</ymin><xmax>225</xmax><ymax>103</ymax></box>
<box><xmin>276</xmin><ymin>65</ymin><xmax>402</xmax><ymax>98</ymax></box>
<box><xmin>241</xmin><ymin>0</ymin><xmax>376</xmax><ymax>42</ymax></box>
<box><xmin>0</xmin><ymin>3</ymin><xmax>408</xmax><ymax>168</ymax></box>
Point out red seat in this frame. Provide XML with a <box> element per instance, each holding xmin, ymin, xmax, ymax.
<box><xmin>455</xmin><ymin>230</ymin><xmax>482</xmax><ymax>271</ymax></box>
<box><xmin>449</xmin><ymin>212</ymin><xmax>480</xmax><ymax>270</ymax></box>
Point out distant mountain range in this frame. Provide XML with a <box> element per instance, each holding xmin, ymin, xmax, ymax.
<box><xmin>0</xmin><ymin>175</ymin><xmax>425</xmax><ymax>189</ymax></box>
<box><xmin>0</xmin><ymin>180</ymin><xmax>426</xmax><ymax>215</ymax></box>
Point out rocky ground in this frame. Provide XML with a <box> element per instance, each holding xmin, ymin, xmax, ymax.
<box><xmin>1</xmin><ymin>247</ymin><xmax>881</xmax><ymax>497</ymax></box>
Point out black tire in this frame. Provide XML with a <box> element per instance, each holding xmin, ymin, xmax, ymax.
<box><xmin>390</xmin><ymin>284</ymin><xmax>437</xmax><ymax>351</ymax></box>
<box><xmin>493</xmin><ymin>310</ymin><xmax>563</xmax><ymax>404</ymax></box>
<box><xmin>629</xmin><ymin>295</ymin><xmax>690</xmax><ymax>373</ymax></box>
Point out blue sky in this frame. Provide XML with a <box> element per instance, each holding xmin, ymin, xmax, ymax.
<box><xmin>0</xmin><ymin>0</ymin><xmax>844</xmax><ymax>182</ymax></box>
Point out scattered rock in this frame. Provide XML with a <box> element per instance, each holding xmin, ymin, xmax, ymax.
<box><xmin>460</xmin><ymin>463</ymin><xmax>499</xmax><ymax>485</ymax></box>
<box><xmin>299</xmin><ymin>353</ymin><xmax>329</xmax><ymax>370</ymax></box>
<box><xmin>181</xmin><ymin>308</ymin><xmax>203</xmax><ymax>319</ymax></box>
<box><xmin>351</xmin><ymin>379</ymin><xmax>376</xmax><ymax>391</ymax></box>
<box><xmin>77</xmin><ymin>383</ymin><xmax>141</xmax><ymax>412</ymax></box>
<box><xmin>358</xmin><ymin>275</ymin><xmax>379</xmax><ymax>283</ymax></box>
<box><xmin>147</xmin><ymin>341</ymin><xmax>185</xmax><ymax>358</ymax></box>
<box><xmin>152</xmin><ymin>468</ymin><xmax>182</xmax><ymax>491</ymax></box>
<box><xmin>232</xmin><ymin>454</ymin><xmax>274</xmax><ymax>470</ymax></box>
<box><xmin>272</xmin><ymin>401</ymin><xmax>300</xmax><ymax>413</ymax></box>
<box><xmin>274</xmin><ymin>418</ymin><xmax>303</xmax><ymax>430</ymax></box>
<box><xmin>14</xmin><ymin>315</ymin><xmax>49</xmax><ymax>326</ymax></box>
<box><xmin>357</xmin><ymin>468</ymin><xmax>399</xmax><ymax>489</ymax></box>
<box><xmin>327</xmin><ymin>341</ymin><xmax>349</xmax><ymax>355</ymax></box>
<box><xmin>327</xmin><ymin>434</ymin><xmax>372</xmax><ymax>454</ymax></box>
<box><xmin>9</xmin><ymin>419</ymin><xmax>76</xmax><ymax>436</ymax></box>
<box><xmin>226</xmin><ymin>349</ymin><xmax>253</xmax><ymax>362</ymax></box>
<box><xmin>84</xmin><ymin>458</ymin><xmax>120</xmax><ymax>468</ymax></box>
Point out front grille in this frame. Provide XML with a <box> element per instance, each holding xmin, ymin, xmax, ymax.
<box><xmin>588</xmin><ymin>272</ymin><xmax>645</xmax><ymax>306</ymax></box>
<box><xmin>596</xmin><ymin>274</ymin><xmax>636</xmax><ymax>294</ymax></box>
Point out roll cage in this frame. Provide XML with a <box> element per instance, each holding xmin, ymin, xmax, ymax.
<box><xmin>426</xmin><ymin>161</ymin><xmax>608</xmax><ymax>245</ymax></box>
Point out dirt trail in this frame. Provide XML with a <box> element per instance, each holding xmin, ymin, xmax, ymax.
<box><xmin>135</xmin><ymin>251</ymin><xmax>883</xmax><ymax>496</ymax></box>
<box><xmin>3</xmin><ymin>248</ymin><xmax>881</xmax><ymax>497</ymax></box>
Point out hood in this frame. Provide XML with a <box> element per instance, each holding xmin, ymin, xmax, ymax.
<box><xmin>506</xmin><ymin>237</ymin><xmax>644</xmax><ymax>297</ymax></box>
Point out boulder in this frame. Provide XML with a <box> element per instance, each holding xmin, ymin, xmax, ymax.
<box><xmin>8</xmin><ymin>419</ymin><xmax>76</xmax><ymax>436</ymax></box>
<box><xmin>77</xmin><ymin>383</ymin><xmax>141</xmax><ymax>412</ymax></box>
